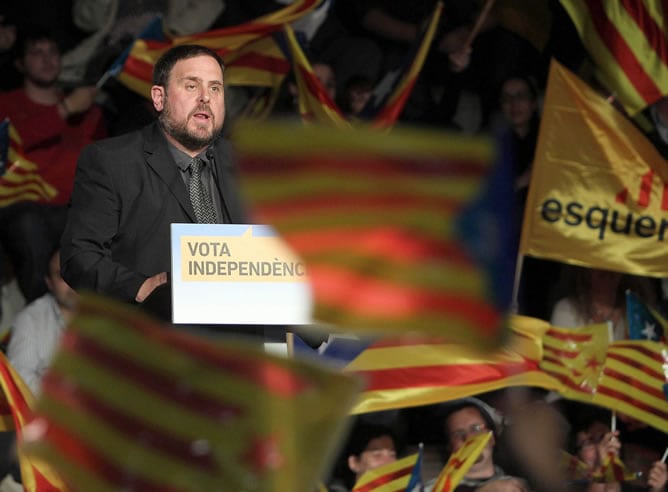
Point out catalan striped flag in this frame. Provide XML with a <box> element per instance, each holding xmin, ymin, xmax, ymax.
<box><xmin>431</xmin><ymin>432</ymin><xmax>492</xmax><ymax>492</ymax></box>
<box><xmin>592</xmin><ymin>340</ymin><xmax>668</xmax><ymax>434</ymax></box>
<box><xmin>559</xmin><ymin>0</ymin><xmax>668</xmax><ymax>115</ymax></box>
<box><xmin>21</xmin><ymin>294</ymin><xmax>360</xmax><ymax>491</ymax></box>
<box><xmin>626</xmin><ymin>290</ymin><xmax>667</xmax><ymax>341</ymax></box>
<box><xmin>0</xmin><ymin>353</ymin><xmax>68</xmax><ymax>491</ymax></box>
<box><xmin>283</xmin><ymin>25</ymin><xmax>349</xmax><ymax>126</ymax></box>
<box><xmin>344</xmin><ymin>315</ymin><xmax>562</xmax><ymax>415</ymax></box>
<box><xmin>116</xmin><ymin>0</ymin><xmax>322</xmax><ymax>97</ymax></box>
<box><xmin>592</xmin><ymin>453</ymin><xmax>637</xmax><ymax>483</ymax></box>
<box><xmin>366</xmin><ymin>1</ymin><xmax>444</xmax><ymax>128</ymax></box>
<box><xmin>235</xmin><ymin>120</ymin><xmax>512</xmax><ymax>349</ymax></box>
<box><xmin>539</xmin><ymin>324</ymin><xmax>610</xmax><ymax>403</ymax></box>
<box><xmin>560</xmin><ymin>450</ymin><xmax>591</xmax><ymax>482</ymax></box>
<box><xmin>0</xmin><ymin>119</ymin><xmax>57</xmax><ymax>206</ymax></box>
<box><xmin>352</xmin><ymin>447</ymin><xmax>422</xmax><ymax>492</ymax></box>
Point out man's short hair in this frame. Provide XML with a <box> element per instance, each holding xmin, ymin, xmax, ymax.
<box><xmin>440</xmin><ymin>397</ymin><xmax>503</xmax><ymax>440</ymax></box>
<box><xmin>14</xmin><ymin>24</ymin><xmax>60</xmax><ymax>60</ymax></box>
<box><xmin>152</xmin><ymin>44</ymin><xmax>225</xmax><ymax>87</ymax></box>
<box><xmin>346</xmin><ymin>420</ymin><xmax>400</xmax><ymax>458</ymax></box>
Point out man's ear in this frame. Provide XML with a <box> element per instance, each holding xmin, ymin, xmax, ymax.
<box><xmin>44</xmin><ymin>275</ymin><xmax>53</xmax><ymax>292</ymax></box>
<box><xmin>14</xmin><ymin>58</ymin><xmax>24</xmax><ymax>73</ymax></box>
<box><xmin>348</xmin><ymin>455</ymin><xmax>360</xmax><ymax>474</ymax></box>
<box><xmin>151</xmin><ymin>85</ymin><xmax>165</xmax><ymax>111</ymax></box>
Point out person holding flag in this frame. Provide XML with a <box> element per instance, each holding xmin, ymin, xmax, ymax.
<box><xmin>0</xmin><ymin>24</ymin><xmax>106</xmax><ymax>304</ymax></box>
<box><xmin>328</xmin><ymin>420</ymin><xmax>401</xmax><ymax>491</ymax></box>
<box><xmin>428</xmin><ymin>397</ymin><xmax>529</xmax><ymax>492</ymax></box>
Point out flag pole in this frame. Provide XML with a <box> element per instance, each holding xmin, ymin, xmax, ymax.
<box><xmin>464</xmin><ymin>0</ymin><xmax>496</xmax><ymax>48</ymax></box>
<box><xmin>510</xmin><ymin>252</ymin><xmax>524</xmax><ymax>314</ymax></box>
<box><xmin>95</xmin><ymin>70</ymin><xmax>113</xmax><ymax>90</ymax></box>
<box><xmin>607</xmin><ymin>320</ymin><xmax>617</xmax><ymax>433</ymax></box>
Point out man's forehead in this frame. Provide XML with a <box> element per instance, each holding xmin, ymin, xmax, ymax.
<box><xmin>447</xmin><ymin>406</ymin><xmax>486</xmax><ymax>427</ymax></box>
<box><xmin>172</xmin><ymin>56</ymin><xmax>223</xmax><ymax>77</ymax></box>
<box><xmin>365</xmin><ymin>435</ymin><xmax>394</xmax><ymax>450</ymax></box>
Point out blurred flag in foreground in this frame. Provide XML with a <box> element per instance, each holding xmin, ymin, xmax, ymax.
<box><xmin>0</xmin><ymin>119</ymin><xmax>57</xmax><ymax>206</ymax></box>
<box><xmin>352</xmin><ymin>447</ymin><xmax>422</xmax><ymax>492</ymax></box>
<box><xmin>431</xmin><ymin>432</ymin><xmax>492</xmax><ymax>492</ymax></box>
<box><xmin>626</xmin><ymin>290</ymin><xmax>667</xmax><ymax>341</ymax></box>
<box><xmin>0</xmin><ymin>353</ymin><xmax>67</xmax><ymax>491</ymax></box>
<box><xmin>236</xmin><ymin>121</ymin><xmax>513</xmax><ymax>349</ymax></box>
<box><xmin>21</xmin><ymin>295</ymin><xmax>360</xmax><ymax>491</ymax></box>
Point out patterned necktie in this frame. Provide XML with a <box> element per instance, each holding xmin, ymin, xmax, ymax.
<box><xmin>189</xmin><ymin>158</ymin><xmax>218</xmax><ymax>223</ymax></box>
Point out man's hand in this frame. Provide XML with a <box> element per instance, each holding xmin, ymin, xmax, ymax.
<box><xmin>61</xmin><ymin>86</ymin><xmax>98</xmax><ymax>117</ymax></box>
<box><xmin>648</xmin><ymin>461</ymin><xmax>667</xmax><ymax>492</ymax></box>
<box><xmin>596</xmin><ymin>431</ymin><xmax>621</xmax><ymax>463</ymax></box>
<box><xmin>136</xmin><ymin>272</ymin><xmax>168</xmax><ymax>303</ymax></box>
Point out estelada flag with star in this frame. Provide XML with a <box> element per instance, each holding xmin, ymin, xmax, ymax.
<box><xmin>431</xmin><ymin>432</ymin><xmax>492</xmax><ymax>492</ymax></box>
<box><xmin>20</xmin><ymin>295</ymin><xmax>360</xmax><ymax>491</ymax></box>
<box><xmin>626</xmin><ymin>290</ymin><xmax>667</xmax><ymax>341</ymax></box>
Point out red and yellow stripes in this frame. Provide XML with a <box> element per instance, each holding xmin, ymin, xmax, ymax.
<box><xmin>593</xmin><ymin>341</ymin><xmax>668</xmax><ymax>433</ymax></box>
<box><xmin>118</xmin><ymin>0</ymin><xmax>323</xmax><ymax>98</ymax></box>
<box><xmin>235</xmin><ymin>121</ymin><xmax>505</xmax><ymax>349</ymax></box>
<box><xmin>283</xmin><ymin>25</ymin><xmax>348</xmax><ymax>126</ymax></box>
<box><xmin>372</xmin><ymin>1</ymin><xmax>443</xmax><ymax>128</ymax></box>
<box><xmin>431</xmin><ymin>432</ymin><xmax>491</xmax><ymax>492</ymax></box>
<box><xmin>343</xmin><ymin>316</ymin><xmax>561</xmax><ymax>414</ymax></box>
<box><xmin>352</xmin><ymin>452</ymin><xmax>420</xmax><ymax>492</ymax></box>
<box><xmin>0</xmin><ymin>120</ymin><xmax>57</xmax><ymax>206</ymax></box>
<box><xmin>22</xmin><ymin>294</ymin><xmax>360</xmax><ymax>491</ymax></box>
<box><xmin>559</xmin><ymin>0</ymin><xmax>668</xmax><ymax>115</ymax></box>
<box><xmin>0</xmin><ymin>354</ymin><xmax>68</xmax><ymax>491</ymax></box>
<box><xmin>539</xmin><ymin>324</ymin><xmax>610</xmax><ymax>400</ymax></box>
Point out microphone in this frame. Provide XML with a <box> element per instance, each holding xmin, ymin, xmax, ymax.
<box><xmin>205</xmin><ymin>146</ymin><xmax>232</xmax><ymax>223</ymax></box>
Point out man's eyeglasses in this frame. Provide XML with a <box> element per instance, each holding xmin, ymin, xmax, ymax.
<box><xmin>449</xmin><ymin>423</ymin><xmax>488</xmax><ymax>443</ymax></box>
<box><xmin>500</xmin><ymin>91</ymin><xmax>532</xmax><ymax>104</ymax></box>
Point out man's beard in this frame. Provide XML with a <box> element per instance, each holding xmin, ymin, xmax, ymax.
<box><xmin>26</xmin><ymin>73</ymin><xmax>58</xmax><ymax>88</ymax></box>
<box><xmin>159</xmin><ymin>101</ymin><xmax>222</xmax><ymax>152</ymax></box>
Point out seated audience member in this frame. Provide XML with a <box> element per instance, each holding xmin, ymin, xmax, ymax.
<box><xmin>427</xmin><ymin>397</ymin><xmax>529</xmax><ymax>492</ymax></box>
<box><xmin>7</xmin><ymin>249</ymin><xmax>77</xmax><ymax>395</ymax></box>
<box><xmin>329</xmin><ymin>420</ymin><xmax>400</xmax><ymax>491</ymax></box>
<box><xmin>571</xmin><ymin>418</ymin><xmax>622</xmax><ymax>492</ymax></box>
<box><xmin>273</xmin><ymin>60</ymin><xmax>338</xmax><ymax>118</ymax></box>
<box><xmin>550</xmin><ymin>266</ymin><xmax>659</xmax><ymax>341</ymax></box>
<box><xmin>340</xmin><ymin>75</ymin><xmax>374</xmax><ymax>118</ymax></box>
<box><xmin>0</xmin><ymin>24</ymin><xmax>106</xmax><ymax>303</ymax></box>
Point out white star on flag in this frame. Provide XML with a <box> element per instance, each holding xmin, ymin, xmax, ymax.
<box><xmin>641</xmin><ymin>321</ymin><xmax>657</xmax><ymax>340</ymax></box>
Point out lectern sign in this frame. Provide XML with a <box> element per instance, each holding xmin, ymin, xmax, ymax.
<box><xmin>171</xmin><ymin>223</ymin><xmax>312</xmax><ymax>324</ymax></box>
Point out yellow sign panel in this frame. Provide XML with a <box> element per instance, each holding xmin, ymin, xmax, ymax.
<box><xmin>180</xmin><ymin>227</ymin><xmax>307</xmax><ymax>282</ymax></box>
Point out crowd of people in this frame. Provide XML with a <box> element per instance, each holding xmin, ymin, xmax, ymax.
<box><xmin>0</xmin><ymin>0</ymin><xmax>667</xmax><ymax>490</ymax></box>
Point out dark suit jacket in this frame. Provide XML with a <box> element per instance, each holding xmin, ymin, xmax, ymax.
<box><xmin>61</xmin><ymin>122</ymin><xmax>248</xmax><ymax>303</ymax></box>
